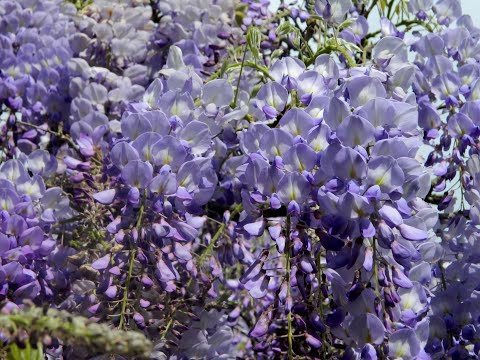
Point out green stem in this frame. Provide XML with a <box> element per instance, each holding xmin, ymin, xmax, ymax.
<box><xmin>305</xmin><ymin>45</ymin><xmax>356</xmax><ymax>68</ymax></box>
<box><xmin>337</xmin><ymin>46</ymin><xmax>356</xmax><ymax>68</ymax></box>
<box><xmin>201</xmin><ymin>204</ymin><xmax>242</xmax><ymax>262</ymax></box>
<box><xmin>438</xmin><ymin>260</ymin><xmax>447</xmax><ymax>290</ymax></box>
<box><xmin>372</xmin><ymin>238</ymin><xmax>381</xmax><ymax>300</ymax></box>
<box><xmin>118</xmin><ymin>200</ymin><xmax>145</xmax><ymax>329</ymax></box>
<box><xmin>209</xmin><ymin>61</ymin><xmax>274</xmax><ymax>81</ymax></box>
<box><xmin>232</xmin><ymin>45</ymin><xmax>247</xmax><ymax>109</ymax></box>
<box><xmin>161</xmin><ymin>316</ymin><xmax>174</xmax><ymax>339</ymax></box>
<box><xmin>364</xmin><ymin>0</ymin><xmax>379</xmax><ymax>18</ymax></box>
<box><xmin>372</xmin><ymin>237</ymin><xmax>385</xmax><ymax>360</ymax></box>
<box><xmin>16</xmin><ymin>120</ymin><xmax>102</xmax><ymax>166</ymax></box>
<box><xmin>285</xmin><ymin>215</ymin><xmax>293</xmax><ymax>360</ymax></box>
<box><xmin>386</xmin><ymin>0</ymin><xmax>395</xmax><ymax>19</ymax></box>
<box><xmin>365</xmin><ymin>19</ymin><xmax>434</xmax><ymax>39</ymax></box>
<box><xmin>16</xmin><ymin>120</ymin><xmax>79</xmax><ymax>151</ymax></box>
<box><xmin>187</xmin><ymin>204</ymin><xmax>243</xmax><ymax>289</ymax></box>
<box><xmin>316</xmin><ymin>251</ymin><xmax>327</xmax><ymax>359</ymax></box>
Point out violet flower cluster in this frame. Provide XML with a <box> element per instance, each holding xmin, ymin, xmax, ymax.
<box><xmin>1</xmin><ymin>0</ymin><xmax>480</xmax><ymax>359</ymax></box>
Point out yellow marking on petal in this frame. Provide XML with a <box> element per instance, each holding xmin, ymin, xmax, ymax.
<box><xmin>163</xmin><ymin>154</ymin><xmax>172</xmax><ymax>165</ymax></box>
<box><xmin>349</xmin><ymin>166</ymin><xmax>357</xmax><ymax>179</ymax></box>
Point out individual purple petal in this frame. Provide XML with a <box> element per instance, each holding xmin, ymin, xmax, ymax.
<box><xmin>360</xmin><ymin>219</ymin><xmax>376</xmax><ymax>238</ymax></box>
<box><xmin>180</xmin><ymin>121</ymin><xmax>212</xmax><ymax>155</ymax></box>
<box><xmin>158</xmin><ymin>89</ymin><xmax>194</xmax><ymax>120</ymax></box>
<box><xmin>279</xmin><ymin>108</ymin><xmax>315</xmax><ymax>138</ymax></box>
<box><xmin>244</xmin><ymin>220</ymin><xmax>265</xmax><ymax>236</ymax></box>
<box><xmin>13</xmin><ymin>281</ymin><xmax>40</xmax><ymax>301</ymax></box>
<box><xmin>283</xmin><ymin>143</ymin><xmax>317</xmax><ymax>172</ymax></box>
<box><xmin>314</xmin><ymin>0</ymin><xmax>352</xmax><ymax>23</ymax></box>
<box><xmin>379</xmin><ymin>205</ymin><xmax>403</xmax><ymax>227</ymax></box>
<box><xmin>433</xmin><ymin>0</ymin><xmax>462</xmax><ymax>25</ymax></box>
<box><xmin>297</xmin><ymin>71</ymin><xmax>327</xmax><ymax>100</ymax></box>
<box><xmin>93</xmin><ymin>189</ymin><xmax>116</xmax><ymax>205</ymax></box>
<box><xmin>392</xmin><ymin>267</ymin><xmax>413</xmax><ymax>288</ymax></box>
<box><xmin>121</xmin><ymin>113</ymin><xmax>153</xmax><ymax>140</ymax></box>
<box><xmin>398</xmin><ymin>224</ymin><xmax>428</xmax><ymax>241</ymax></box>
<box><xmin>363</xmin><ymin>247</ymin><xmax>373</xmax><ymax>272</ymax></box>
<box><xmin>350</xmin><ymin>313</ymin><xmax>385</xmax><ymax>345</ymax></box>
<box><xmin>361</xmin><ymin>344</ymin><xmax>378</xmax><ymax>360</ymax></box>
<box><xmin>314</xmin><ymin>54</ymin><xmax>339</xmax><ymax>86</ymax></box>
<box><xmin>128</xmin><ymin>187</ymin><xmax>140</xmax><ymax>204</ymax></box>
<box><xmin>202</xmin><ymin>79</ymin><xmax>234</xmax><ymax>107</ymax></box>
<box><xmin>307</xmin><ymin>123</ymin><xmax>331</xmax><ymax>152</ymax></box>
<box><xmin>299</xmin><ymin>256</ymin><xmax>316</xmax><ymax>274</ymax></box>
<box><xmin>358</xmin><ymin>98</ymin><xmax>394</xmax><ymax>129</ymax></box>
<box><xmin>270</xmin><ymin>57</ymin><xmax>305</xmax><ymax>89</ymax></box>
<box><xmin>105</xmin><ymin>285</ymin><xmax>118</xmax><ymax>298</ymax></box>
<box><xmin>133</xmin><ymin>312</ymin><xmax>146</xmax><ymax>329</ymax></box>
<box><xmin>27</xmin><ymin>149</ymin><xmax>57</xmax><ymax>177</ymax></box>
<box><xmin>121</xmin><ymin>160</ymin><xmax>153</xmax><ymax>189</ymax></box>
<box><xmin>18</xmin><ymin>226</ymin><xmax>43</xmax><ymax>250</ymax></box>
<box><xmin>260</xmin><ymin>128</ymin><xmax>293</xmax><ymax>160</ymax></box>
<box><xmin>256</xmin><ymin>81</ymin><xmax>288</xmax><ymax>115</ymax></box>
<box><xmin>347</xmin><ymin>76</ymin><xmax>387</xmax><ymax>108</ymax></box>
<box><xmin>337</xmin><ymin>114</ymin><xmax>375</xmax><ymax>148</ymax></box>
<box><xmin>249</xmin><ymin>312</ymin><xmax>270</xmax><ymax>338</ymax></box>
<box><xmin>0</xmin><ymin>233</ymin><xmax>10</xmax><ymax>256</ymax></box>
<box><xmin>173</xmin><ymin>242</ymin><xmax>192</xmax><ymax>262</ymax></box>
<box><xmin>0</xmin><ymin>160</ymin><xmax>28</xmax><ymax>183</ymax></box>
<box><xmin>132</xmin><ymin>132</ymin><xmax>163</xmax><ymax>162</ymax></box>
<box><xmin>325</xmin><ymin>308</ymin><xmax>345</xmax><ymax>327</ymax></box>
<box><xmin>245</xmin><ymin>273</ymin><xmax>269</xmax><ymax>299</ymax></box>
<box><xmin>388</xmin><ymin>329</ymin><xmax>421</xmax><ymax>359</ymax></box>
<box><xmin>240</xmin><ymin>259</ymin><xmax>264</xmax><ymax>284</ymax></box>
<box><xmin>331</xmin><ymin>147</ymin><xmax>367</xmax><ymax>180</ymax></box>
<box><xmin>156</xmin><ymin>257</ymin><xmax>178</xmax><ymax>282</ymax></box>
<box><xmin>432</xmin><ymin>72</ymin><xmax>460</xmax><ymax>100</ymax></box>
<box><xmin>367</xmin><ymin>156</ymin><xmax>404</xmax><ymax>193</ymax></box>
<box><xmin>16</xmin><ymin>175</ymin><xmax>46</xmax><ymax>200</ymax></box>
<box><xmin>110</xmin><ymin>141</ymin><xmax>140</xmax><ymax>169</ymax></box>
<box><xmin>287</xmin><ymin>200</ymin><xmax>301</xmax><ymax>216</ymax></box>
<box><xmin>447</xmin><ymin>112</ymin><xmax>475</xmax><ymax>138</ymax></box>
<box><xmin>268</xmin><ymin>224</ymin><xmax>282</xmax><ymax>240</ymax></box>
<box><xmin>277</xmin><ymin>173</ymin><xmax>311</xmax><ymax>204</ymax></box>
<box><xmin>92</xmin><ymin>255</ymin><xmax>111</xmax><ymax>270</ymax></box>
<box><xmin>372</xmin><ymin>36</ymin><xmax>408</xmax><ymax>68</ymax></box>
<box><xmin>171</xmin><ymin>220</ymin><xmax>198</xmax><ymax>242</ymax></box>
<box><xmin>152</xmin><ymin>135</ymin><xmax>187</xmax><ymax>171</ymax></box>
<box><xmin>305</xmin><ymin>333</ymin><xmax>322</xmax><ymax>349</ymax></box>
<box><xmin>377</xmin><ymin>221</ymin><xmax>395</xmax><ymax>246</ymax></box>
<box><xmin>391</xmin><ymin>241</ymin><xmax>411</xmax><ymax>259</ymax></box>
<box><xmin>310</xmin><ymin>313</ymin><xmax>326</xmax><ymax>333</ymax></box>
<box><xmin>324</xmin><ymin>97</ymin><xmax>350</xmax><ymax>129</ymax></box>
<box><xmin>149</xmin><ymin>172</ymin><xmax>177</xmax><ymax>195</ymax></box>
<box><xmin>339</xmin><ymin>192</ymin><xmax>374</xmax><ymax>219</ymax></box>
<box><xmin>3</xmin><ymin>262</ymin><xmax>24</xmax><ymax>284</ymax></box>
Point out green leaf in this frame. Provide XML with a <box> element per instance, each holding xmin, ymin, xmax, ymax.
<box><xmin>276</xmin><ymin>21</ymin><xmax>297</xmax><ymax>37</ymax></box>
<box><xmin>219</xmin><ymin>58</ymin><xmax>230</xmax><ymax>78</ymax></box>
<box><xmin>338</xmin><ymin>18</ymin><xmax>357</xmax><ymax>31</ymax></box>
<box><xmin>379</xmin><ymin>0</ymin><xmax>388</xmax><ymax>14</ymax></box>
<box><xmin>235</xmin><ymin>11</ymin><xmax>246</xmax><ymax>27</ymax></box>
<box><xmin>246</xmin><ymin>27</ymin><xmax>262</xmax><ymax>59</ymax></box>
<box><xmin>270</xmin><ymin>49</ymin><xmax>284</xmax><ymax>61</ymax></box>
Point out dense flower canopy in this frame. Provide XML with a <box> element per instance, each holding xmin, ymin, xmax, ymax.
<box><xmin>1</xmin><ymin>0</ymin><xmax>480</xmax><ymax>359</ymax></box>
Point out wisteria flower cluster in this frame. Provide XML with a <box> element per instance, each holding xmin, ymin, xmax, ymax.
<box><xmin>1</xmin><ymin>0</ymin><xmax>480</xmax><ymax>359</ymax></box>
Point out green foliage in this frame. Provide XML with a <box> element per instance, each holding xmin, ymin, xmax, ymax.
<box><xmin>246</xmin><ymin>27</ymin><xmax>262</xmax><ymax>59</ymax></box>
<box><xmin>0</xmin><ymin>305</ymin><xmax>152</xmax><ymax>359</ymax></box>
<box><xmin>66</xmin><ymin>0</ymin><xmax>94</xmax><ymax>11</ymax></box>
